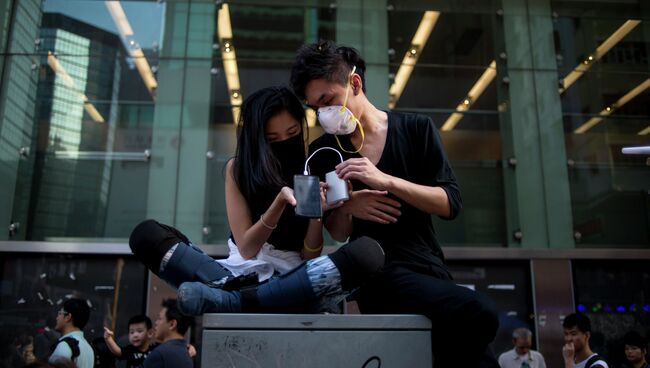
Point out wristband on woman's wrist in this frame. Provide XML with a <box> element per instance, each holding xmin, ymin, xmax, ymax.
<box><xmin>303</xmin><ymin>241</ymin><xmax>323</xmax><ymax>253</ymax></box>
<box><xmin>260</xmin><ymin>213</ymin><xmax>277</xmax><ymax>230</ymax></box>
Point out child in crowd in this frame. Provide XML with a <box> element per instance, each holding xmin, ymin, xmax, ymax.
<box><xmin>104</xmin><ymin>315</ymin><xmax>157</xmax><ymax>368</ymax></box>
<box><xmin>104</xmin><ymin>314</ymin><xmax>196</xmax><ymax>368</ymax></box>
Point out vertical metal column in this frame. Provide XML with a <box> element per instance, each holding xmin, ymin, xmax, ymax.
<box><xmin>531</xmin><ymin>259</ymin><xmax>574</xmax><ymax>368</ymax></box>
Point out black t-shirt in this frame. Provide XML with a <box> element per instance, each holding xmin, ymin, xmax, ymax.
<box><xmin>118</xmin><ymin>343</ymin><xmax>159</xmax><ymax>368</ymax></box>
<box><xmin>143</xmin><ymin>339</ymin><xmax>192</xmax><ymax>368</ymax></box>
<box><xmin>308</xmin><ymin>111</ymin><xmax>461</xmax><ymax>269</ymax></box>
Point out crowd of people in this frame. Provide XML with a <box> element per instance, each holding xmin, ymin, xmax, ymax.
<box><xmin>497</xmin><ymin>313</ymin><xmax>649</xmax><ymax>368</ymax></box>
<box><xmin>2</xmin><ymin>39</ymin><xmax>648</xmax><ymax>368</ymax></box>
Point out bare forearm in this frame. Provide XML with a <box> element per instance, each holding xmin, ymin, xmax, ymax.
<box><xmin>303</xmin><ymin>219</ymin><xmax>324</xmax><ymax>259</ymax></box>
<box><xmin>385</xmin><ymin>176</ymin><xmax>451</xmax><ymax>217</ymax></box>
<box><xmin>237</xmin><ymin>194</ymin><xmax>287</xmax><ymax>259</ymax></box>
<box><xmin>324</xmin><ymin>208</ymin><xmax>353</xmax><ymax>242</ymax></box>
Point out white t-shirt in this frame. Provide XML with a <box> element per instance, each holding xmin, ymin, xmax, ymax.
<box><xmin>498</xmin><ymin>348</ymin><xmax>547</xmax><ymax>368</ymax></box>
<box><xmin>49</xmin><ymin>330</ymin><xmax>94</xmax><ymax>368</ymax></box>
<box><xmin>574</xmin><ymin>354</ymin><xmax>609</xmax><ymax>368</ymax></box>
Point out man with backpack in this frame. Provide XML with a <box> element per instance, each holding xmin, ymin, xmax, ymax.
<box><xmin>562</xmin><ymin>313</ymin><xmax>608</xmax><ymax>368</ymax></box>
<box><xmin>49</xmin><ymin>298</ymin><xmax>95</xmax><ymax>368</ymax></box>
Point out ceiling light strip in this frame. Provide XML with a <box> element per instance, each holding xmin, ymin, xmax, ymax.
<box><xmin>560</xmin><ymin>20</ymin><xmax>640</xmax><ymax>94</ymax></box>
<box><xmin>574</xmin><ymin>78</ymin><xmax>650</xmax><ymax>134</ymax></box>
<box><xmin>441</xmin><ymin>60</ymin><xmax>496</xmax><ymax>131</ymax></box>
<box><xmin>217</xmin><ymin>3</ymin><xmax>242</xmax><ymax>124</ymax></box>
<box><xmin>388</xmin><ymin>11</ymin><xmax>440</xmax><ymax>109</ymax></box>
<box><xmin>105</xmin><ymin>1</ymin><xmax>157</xmax><ymax>98</ymax></box>
<box><xmin>47</xmin><ymin>52</ymin><xmax>105</xmax><ymax>123</ymax></box>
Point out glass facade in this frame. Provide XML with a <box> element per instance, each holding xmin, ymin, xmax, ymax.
<box><xmin>0</xmin><ymin>0</ymin><xmax>647</xmax><ymax>247</ymax></box>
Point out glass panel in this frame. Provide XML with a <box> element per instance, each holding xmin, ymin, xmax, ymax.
<box><xmin>447</xmin><ymin>260</ymin><xmax>535</xmax><ymax>356</ymax></box>
<box><xmin>552</xmin><ymin>0</ymin><xmax>650</xmax><ymax>247</ymax></box>
<box><xmin>388</xmin><ymin>4</ymin><xmax>506</xmax><ymax>246</ymax></box>
<box><xmin>573</xmin><ymin>260</ymin><xmax>650</xmax><ymax>367</ymax></box>
<box><xmin>3</xmin><ymin>0</ymin><xmax>186</xmax><ymax>241</ymax></box>
<box><xmin>204</xmin><ymin>3</ymin><xmax>336</xmax><ymax>244</ymax></box>
<box><xmin>0</xmin><ymin>253</ymin><xmax>147</xmax><ymax>366</ymax></box>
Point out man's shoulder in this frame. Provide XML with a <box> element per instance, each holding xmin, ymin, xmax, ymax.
<box><xmin>498</xmin><ymin>348</ymin><xmax>516</xmax><ymax>359</ymax></box>
<box><xmin>388</xmin><ymin>110</ymin><xmax>433</xmax><ymax>127</ymax></box>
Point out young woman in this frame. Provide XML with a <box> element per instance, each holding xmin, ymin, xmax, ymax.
<box><xmin>129</xmin><ymin>86</ymin><xmax>384</xmax><ymax>315</ymax></box>
<box><xmin>220</xmin><ymin>86</ymin><xmax>326</xmax><ymax>280</ymax></box>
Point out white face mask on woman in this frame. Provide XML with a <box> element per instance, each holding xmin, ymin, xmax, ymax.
<box><xmin>316</xmin><ymin>66</ymin><xmax>365</xmax><ymax>153</ymax></box>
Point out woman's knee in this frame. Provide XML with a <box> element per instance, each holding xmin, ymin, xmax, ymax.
<box><xmin>129</xmin><ymin>219</ymin><xmax>180</xmax><ymax>271</ymax></box>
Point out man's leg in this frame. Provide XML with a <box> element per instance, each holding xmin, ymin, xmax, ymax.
<box><xmin>129</xmin><ymin>219</ymin><xmax>234</xmax><ymax>288</ymax></box>
<box><xmin>177</xmin><ymin>236</ymin><xmax>385</xmax><ymax>315</ymax></box>
<box><xmin>354</xmin><ymin>265</ymin><xmax>499</xmax><ymax>368</ymax></box>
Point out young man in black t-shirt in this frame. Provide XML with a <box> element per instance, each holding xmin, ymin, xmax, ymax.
<box><xmin>290</xmin><ymin>40</ymin><xmax>499</xmax><ymax>368</ymax></box>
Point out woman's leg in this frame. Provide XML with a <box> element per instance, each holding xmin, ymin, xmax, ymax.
<box><xmin>129</xmin><ymin>219</ymin><xmax>234</xmax><ymax>288</ymax></box>
<box><xmin>177</xmin><ymin>236</ymin><xmax>385</xmax><ymax>315</ymax></box>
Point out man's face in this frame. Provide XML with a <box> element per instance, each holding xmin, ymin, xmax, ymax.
<box><xmin>154</xmin><ymin>308</ymin><xmax>170</xmax><ymax>342</ymax></box>
<box><xmin>54</xmin><ymin>309</ymin><xmax>70</xmax><ymax>332</ymax></box>
<box><xmin>514</xmin><ymin>336</ymin><xmax>532</xmax><ymax>355</ymax></box>
<box><xmin>128</xmin><ymin>322</ymin><xmax>151</xmax><ymax>348</ymax></box>
<box><xmin>563</xmin><ymin>326</ymin><xmax>589</xmax><ymax>352</ymax></box>
<box><xmin>304</xmin><ymin>78</ymin><xmax>349</xmax><ymax>110</ymax></box>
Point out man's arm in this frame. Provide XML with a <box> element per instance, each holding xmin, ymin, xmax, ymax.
<box><xmin>336</xmin><ymin>158</ymin><xmax>452</xmax><ymax>217</ymax></box>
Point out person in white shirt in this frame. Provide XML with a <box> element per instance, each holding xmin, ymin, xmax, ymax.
<box><xmin>49</xmin><ymin>298</ymin><xmax>95</xmax><ymax>368</ymax></box>
<box><xmin>498</xmin><ymin>327</ymin><xmax>547</xmax><ymax>368</ymax></box>
<box><xmin>562</xmin><ymin>313</ymin><xmax>608</xmax><ymax>368</ymax></box>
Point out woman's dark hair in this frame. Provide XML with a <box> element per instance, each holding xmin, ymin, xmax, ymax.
<box><xmin>290</xmin><ymin>40</ymin><xmax>366</xmax><ymax>100</ymax></box>
<box><xmin>233</xmin><ymin>86</ymin><xmax>306</xmax><ymax>202</ymax></box>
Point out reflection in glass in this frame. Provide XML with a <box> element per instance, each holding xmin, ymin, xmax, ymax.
<box><xmin>0</xmin><ymin>254</ymin><xmax>147</xmax><ymax>366</ymax></box>
<box><xmin>552</xmin><ymin>0</ymin><xmax>650</xmax><ymax>246</ymax></box>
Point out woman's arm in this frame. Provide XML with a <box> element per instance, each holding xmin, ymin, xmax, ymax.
<box><xmin>225</xmin><ymin>160</ymin><xmax>295</xmax><ymax>259</ymax></box>
<box><xmin>302</xmin><ymin>219</ymin><xmax>324</xmax><ymax>259</ymax></box>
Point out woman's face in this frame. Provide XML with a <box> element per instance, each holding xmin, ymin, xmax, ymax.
<box><xmin>625</xmin><ymin>344</ymin><xmax>646</xmax><ymax>363</ymax></box>
<box><xmin>265</xmin><ymin>110</ymin><xmax>301</xmax><ymax>143</ymax></box>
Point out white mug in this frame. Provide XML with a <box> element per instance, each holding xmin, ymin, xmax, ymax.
<box><xmin>325</xmin><ymin>171</ymin><xmax>349</xmax><ymax>205</ymax></box>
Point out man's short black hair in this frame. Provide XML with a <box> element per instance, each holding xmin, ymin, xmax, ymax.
<box><xmin>562</xmin><ymin>313</ymin><xmax>591</xmax><ymax>333</ymax></box>
<box><xmin>128</xmin><ymin>314</ymin><xmax>152</xmax><ymax>330</ymax></box>
<box><xmin>162</xmin><ymin>299</ymin><xmax>193</xmax><ymax>335</ymax></box>
<box><xmin>290</xmin><ymin>40</ymin><xmax>367</xmax><ymax>101</ymax></box>
<box><xmin>623</xmin><ymin>331</ymin><xmax>647</xmax><ymax>350</ymax></box>
<box><xmin>62</xmin><ymin>298</ymin><xmax>90</xmax><ymax>329</ymax></box>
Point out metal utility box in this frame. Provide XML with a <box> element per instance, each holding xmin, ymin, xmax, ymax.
<box><xmin>201</xmin><ymin>314</ymin><xmax>432</xmax><ymax>367</ymax></box>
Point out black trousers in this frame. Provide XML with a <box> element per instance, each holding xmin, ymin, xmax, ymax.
<box><xmin>354</xmin><ymin>263</ymin><xmax>500</xmax><ymax>368</ymax></box>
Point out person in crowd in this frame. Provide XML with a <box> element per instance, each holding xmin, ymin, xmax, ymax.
<box><xmin>143</xmin><ymin>299</ymin><xmax>193</xmax><ymax>368</ymax></box>
<box><xmin>562</xmin><ymin>313</ymin><xmax>609</xmax><ymax>368</ymax></box>
<box><xmin>286</xmin><ymin>39</ymin><xmax>499</xmax><ymax>368</ymax></box>
<box><xmin>498</xmin><ymin>327</ymin><xmax>547</xmax><ymax>368</ymax></box>
<box><xmin>621</xmin><ymin>331</ymin><xmax>649</xmax><ymax>368</ymax></box>
<box><xmin>103</xmin><ymin>315</ymin><xmax>156</xmax><ymax>368</ymax></box>
<box><xmin>103</xmin><ymin>314</ymin><xmax>197</xmax><ymax>368</ymax></box>
<box><xmin>129</xmin><ymin>87</ymin><xmax>385</xmax><ymax>315</ymax></box>
<box><xmin>49</xmin><ymin>298</ymin><xmax>94</xmax><ymax>368</ymax></box>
